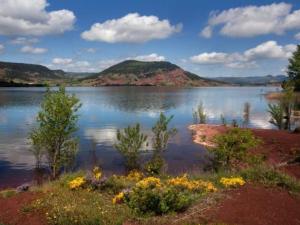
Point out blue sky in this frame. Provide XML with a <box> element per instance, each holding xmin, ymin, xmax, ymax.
<box><xmin>0</xmin><ymin>0</ymin><xmax>300</xmax><ymax>77</ymax></box>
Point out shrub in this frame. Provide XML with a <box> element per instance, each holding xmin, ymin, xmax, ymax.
<box><xmin>240</xmin><ymin>166</ymin><xmax>300</xmax><ymax>193</ymax></box>
<box><xmin>127</xmin><ymin>185</ymin><xmax>192</xmax><ymax>215</ymax></box>
<box><xmin>210</xmin><ymin>128</ymin><xmax>261</xmax><ymax>170</ymax></box>
<box><xmin>193</xmin><ymin>102</ymin><xmax>207</xmax><ymax>124</ymax></box>
<box><xmin>145</xmin><ymin>155</ymin><xmax>165</xmax><ymax>175</ymax></box>
<box><xmin>114</xmin><ymin>123</ymin><xmax>147</xmax><ymax>170</ymax></box>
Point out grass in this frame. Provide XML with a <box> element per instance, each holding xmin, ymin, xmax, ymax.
<box><xmin>0</xmin><ymin>189</ymin><xmax>17</xmax><ymax>198</ymax></box>
<box><xmin>31</xmin><ymin>180</ymin><xmax>132</xmax><ymax>225</ymax></box>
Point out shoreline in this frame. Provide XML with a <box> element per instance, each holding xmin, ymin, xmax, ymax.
<box><xmin>189</xmin><ymin>124</ymin><xmax>300</xmax><ymax>178</ymax></box>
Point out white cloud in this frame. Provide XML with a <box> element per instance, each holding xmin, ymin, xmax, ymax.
<box><xmin>86</xmin><ymin>48</ymin><xmax>96</xmax><ymax>53</ymax></box>
<box><xmin>20</xmin><ymin>45</ymin><xmax>47</xmax><ymax>54</ymax></box>
<box><xmin>190</xmin><ymin>41</ymin><xmax>296</xmax><ymax>69</ymax></box>
<box><xmin>0</xmin><ymin>44</ymin><xmax>4</xmax><ymax>53</ymax></box>
<box><xmin>52</xmin><ymin>58</ymin><xmax>73</xmax><ymax>65</ymax></box>
<box><xmin>50</xmin><ymin>58</ymin><xmax>94</xmax><ymax>72</ymax></box>
<box><xmin>0</xmin><ymin>0</ymin><xmax>75</xmax><ymax>36</ymax></box>
<box><xmin>190</xmin><ymin>52</ymin><xmax>230</xmax><ymax>64</ymax></box>
<box><xmin>244</xmin><ymin>41</ymin><xmax>296</xmax><ymax>59</ymax></box>
<box><xmin>81</xmin><ymin>13</ymin><xmax>182</xmax><ymax>43</ymax></box>
<box><xmin>131</xmin><ymin>53</ymin><xmax>165</xmax><ymax>61</ymax></box>
<box><xmin>49</xmin><ymin>53</ymin><xmax>166</xmax><ymax>73</ymax></box>
<box><xmin>10</xmin><ymin>37</ymin><xmax>39</xmax><ymax>45</ymax></box>
<box><xmin>201</xmin><ymin>2</ymin><xmax>300</xmax><ymax>38</ymax></box>
<box><xmin>200</xmin><ymin>26</ymin><xmax>212</xmax><ymax>38</ymax></box>
<box><xmin>295</xmin><ymin>32</ymin><xmax>300</xmax><ymax>40</ymax></box>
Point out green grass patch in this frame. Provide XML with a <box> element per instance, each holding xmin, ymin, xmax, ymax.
<box><xmin>240</xmin><ymin>165</ymin><xmax>300</xmax><ymax>193</ymax></box>
<box><xmin>0</xmin><ymin>189</ymin><xmax>17</xmax><ymax>198</ymax></box>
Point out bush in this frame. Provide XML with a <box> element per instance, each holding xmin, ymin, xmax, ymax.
<box><xmin>193</xmin><ymin>102</ymin><xmax>207</xmax><ymax>124</ymax></box>
<box><xmin>210</xmin><ymin>128</ymin><xmax>261</xmax><ymax>170</ymax></box>
<box><xmin>127</xmin><ymin>185</ymin><xmax>192</xmax><ymax>215</ymax></box>
<box><xmin>240</xmin><ymin>166</ymin><xmax>300</xmax><ymax>193</ymax></box>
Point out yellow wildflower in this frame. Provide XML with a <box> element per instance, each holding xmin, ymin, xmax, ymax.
<box><xmin>112</xmin><ymin>192</ymin><xmax>125</xmax><ymax>204</ymax></box>
<box><xmin>136</xmin><ymin>177</ymin><xmax>161</xmax><ymax>189</ymax></box>
<box><xmin>93</xmin><ymin>166</ymin><xmax>102</xmax><ymax>181</ymax></box>
<box><xmin>167</xmin><ymin>174</ymin><xmax>217</xmax><ymax>192</ymax></box>
<box><xmin>220</xmin><ymin>177</ymin><xmax>245</xmax><ymax>188</ymax></box>
<box><xmin>68</xmin><ymin>177</ymin><xmax>85</xmax><ymax>190</ymax></box>
<box><xmin>126</xmin><ymin>170</ymin><xmax>143</xmax><ymax>181</ymax></box>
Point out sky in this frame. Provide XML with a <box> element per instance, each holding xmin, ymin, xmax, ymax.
<box><xmin>0</xmin><ymin>0</ymin><xmax>300</xmax><ymax>77</ymax></box>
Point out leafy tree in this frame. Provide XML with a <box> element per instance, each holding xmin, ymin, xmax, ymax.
<box><xmin>146</xmin><ymin>113</ymin><xmax>177</xmax><ymax>174</ymax></box>
<box><xmin>115</xmin><ymin>124</ymin><xmax>147</xmax><ymax>170</ymax></box>
<box><xmin>29</xmin><ymin>86</ymin><xmax>81</xmax><ymax>178</ymax></box>
<box><xmin>287</xmin><ymin>45</ymin><xmax>300</xmax><ymax>91</ymax></box>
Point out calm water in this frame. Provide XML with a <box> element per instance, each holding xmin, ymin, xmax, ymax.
<box><xmin>0</xmin><ymin>86</ymin><xmax>278</xmax><ymax>187</ymax></box>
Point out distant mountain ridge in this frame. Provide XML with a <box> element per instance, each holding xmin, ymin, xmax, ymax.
<box><xmin>82</xmin><ymin>60</ymin><xmax>224</xmax><ymax>86</ymax></box>
<box><xmin>213</xmin><ymin>75</ymin><xmax>287</xmax><ymax>86</ymax></box>
<box><xmin>0</xmin><ymin>61</ymin><xmax>64</xmax><ymax>84</ymax></box>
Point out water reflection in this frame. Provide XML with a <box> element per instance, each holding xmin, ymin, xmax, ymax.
<box><xmin>0</xmin><ymin>86</ymin><xmax>279</xmax><ymax>187</ymax></box>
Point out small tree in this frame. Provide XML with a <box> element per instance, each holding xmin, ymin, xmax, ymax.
<box><xmin>115</xmin><ymin>124</ymin><xmax>147</xmax><ymax>170</ymax></box>
<box><xmin>287</xmin><ymin>45</ymin><xmax>300</xmax><ymax>91</ymax></box>
<box><xmin>243</xmin><ymin>102</ymin><xmax>251</xmax><ymax>127</ymax></box>
<box><xmin>29</xmin><ymin>86</ymin><xmax>81</xmax><ymax>178</ymax></box>
<box><xmin>146</xmin><ymin>113</ymin><xmax>177</xmax><ymax>174</ymax></box>
<box><xmin>268</xmin><ymin>103</ymin><xmax>284</xmax><ymax>130</ymax></box>
<box><xmin>268</xmin><ymin>83</ymin><xmax>295</xmax><ymax>130</ymax></box>
<box><xmin>193</xmin><ymin>102</ymin><xmax>207</xmax><ymax>124</ymax></box>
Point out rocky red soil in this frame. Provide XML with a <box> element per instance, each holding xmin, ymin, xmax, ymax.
<box><xmin>0</xmin><ymin>192</ymin><xmax>47</xmax><ymax>225</ymax></box>
<box><xmin>189</xmin><ymin>124</ymin><xmax>300</xmax><ymax>178</ymax></box>
<box><xmin>205</xmin><ymin>184</ymin><xmax>300</xmax><ymax>225</ymax></box>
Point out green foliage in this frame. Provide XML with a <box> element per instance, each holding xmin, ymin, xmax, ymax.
<box><xmin>127</xmin><ymin>186</ymin><xmax>192</xmax><ymax>215</ymax></box>
<box><xmin>211</xmin><ymin>128</ymin><xmax>261</xmax><ymax>170</ymax></box>
<box><xmin>145</xmin><ymin>156</ymin><xmax>165</xmax><ymax>175</ymax></box>
<box><xmin>231</xmin><ymin>119</ymin><xmax>239</xmax><ymax>127</ymax></box>
<box><xmin>29</xmin><ymin>86</ymin><xmax>81</xmax><ymax>178</ymax></box>
<box><xmin>240</xmin><ymin>166</ymin><xmax>300</xmax><ymax>193</ymax></box>
<box><xmin>0</xmin><ymin>189</ymin><xmax>17</xmax><ymax>198</ymax></box>
<box><xmin>32</xmin><ymin>185</ymin><xmax>131</xmax><ymax>225</ymax></box>
<box><xmin>243</xmin><ymin>102</ymin><xmax>250</xmax><ymax>127</ymax></box>
<box><xmin>287</xmin><ymin>44</ymin><xmax>300</xmax><ymax>91</ymax></box>
<box><xmin>146</xmin><ymin>113</ymin><xmax>177</xmax><ymax>175</ymax></box>
<box><xmin>268</xmin><ymin>103</ymin><xmax>285</xmax><ymax>129</ymax></box>
<box><xmin>115</xmin><ymin>124</ymin><xmax>147</xmax><ymax>170</ymax></box>
<box><xmin>268</xmin><ymin>82</ymin><xmax>295</xmax><ymax>130</ymax></box>
<box><xmin>193</xmin><ymin>102</ymin><xmax>207</xmax><ymax>124</ymax></box>
<box><xmin>220</xmin><ymin>114</ymin><xmax>227</xmax><ymax>126</ymax></box>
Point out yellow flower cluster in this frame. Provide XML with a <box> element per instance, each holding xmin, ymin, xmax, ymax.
<box><xmin>136</xmin><ymin>177</ymin><xmax>161</xmax><ymax>189</ymax></box>
<box><xmin>167</xmin><ymin>174</ymin><xmax>217</xmax><ymax>192</ymax></box>
<box><xmin>220</xmin><ymin>177</ymin><xmax>245</xmax><ymax>188</ymax></box>
<box><xmin>93</xmin><ymin>166</ymin><xmax>102</xmax><ymax>181</ymax></box>
<box><xmin>112</xmin><ymin>192</ymin><xmax>125</xmax><ymax>204</ymax></box>
<box><xmin>126</xmin><ymin>170</ymin><xmax>143</xmax><ymax>181</ymax></box>
<box><xmin>69</xmin><ymin>177</ymin><xmax>85</xmax><ymax>190</ymax></box>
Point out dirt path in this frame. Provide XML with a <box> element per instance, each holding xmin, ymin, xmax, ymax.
<box><xmin>205</xmin><ymin>184</ymin><xmax>300</xmax><ymax>225</ymax></box>
<box><xmin>0</xmin><ymin>192</ymin><xmax>47</xmax><ymax>225</ymax></box>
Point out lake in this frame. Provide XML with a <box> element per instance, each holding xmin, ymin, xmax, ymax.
<box><xmin>0</xmin><ymin>86</ymin><xmax>278</xmax><ymax>187</ymax></box>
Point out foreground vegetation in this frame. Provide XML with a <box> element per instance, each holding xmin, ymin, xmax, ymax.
<box><xmin>0</xmin><ymin>163</ymin><xmax>296</xmax><ymax>225</ymax></box>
